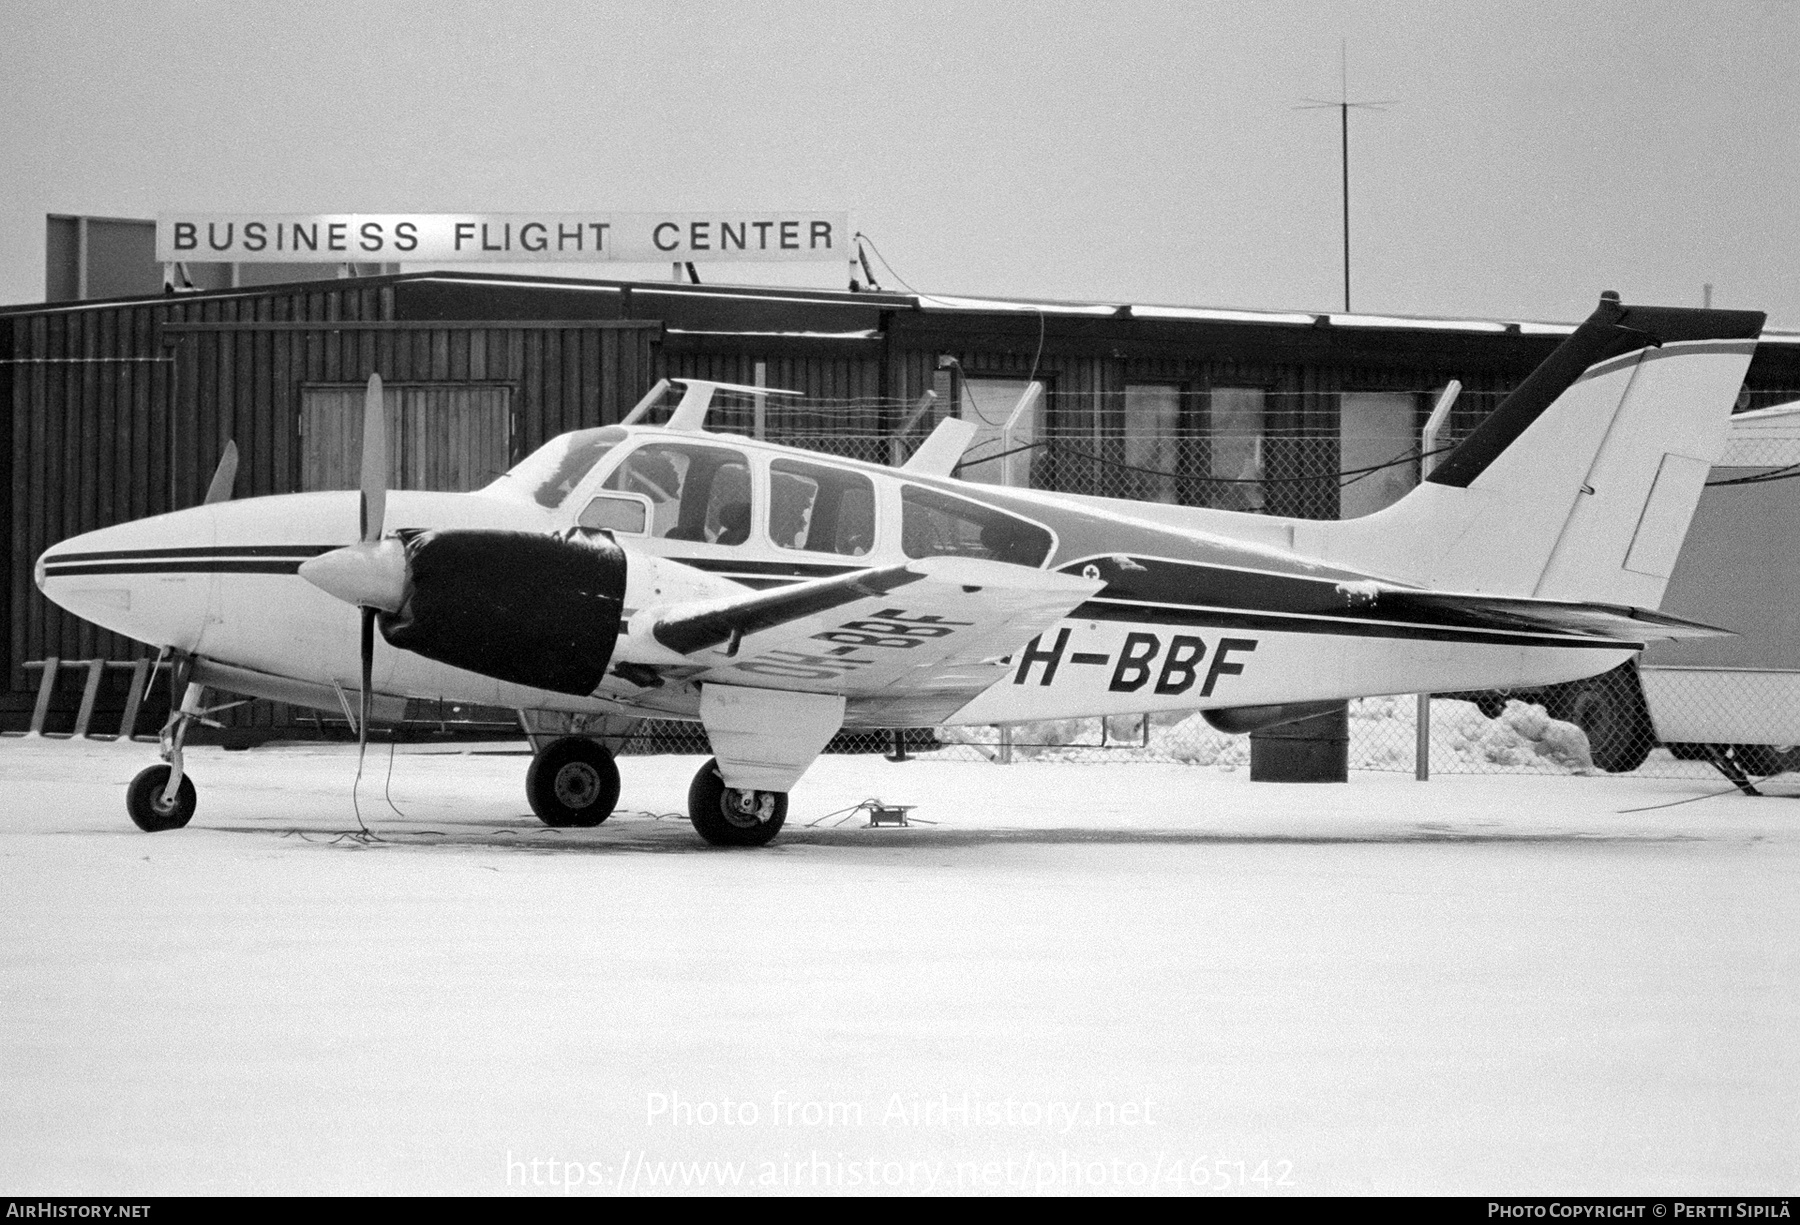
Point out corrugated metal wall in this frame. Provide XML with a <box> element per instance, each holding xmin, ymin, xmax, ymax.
<box><xmin>4</xmin><ymin>282</ymin><xmax>659</xmax><ymax>726</ymax></box>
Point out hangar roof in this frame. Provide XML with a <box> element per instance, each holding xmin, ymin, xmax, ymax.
<box><xmin>3</xmin><ymin>269</ymin><xmax>1795</xmax><ymax>347</ymax></box>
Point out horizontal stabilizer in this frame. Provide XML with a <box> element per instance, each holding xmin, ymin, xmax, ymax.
<box><xmin>664</xmin><ymin>378</ymin><xmax>802</xmax><ymax>431</ymax></box>
<box><xmin>1353</xmin><ymin>584</ymin><xmax>1730</xmax><ymax>642</ymax></box>
<box><xmin>902</xmin><ymin>418</ymin><xmax>979</xmax><ymax>476</ymax></box>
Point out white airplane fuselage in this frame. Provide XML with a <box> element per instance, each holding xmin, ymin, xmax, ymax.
<box><xmin>36</xmin><ymin>427</ymin><xmax>1637</xmax><ymax>730</ymax></box>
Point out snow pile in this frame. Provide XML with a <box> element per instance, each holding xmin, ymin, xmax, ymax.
<box><xmin>1431</xmin><ymin>698</ymin><xmax>1596</xmax><ymax>774</ymax></box>
<box><xmin>935</xmin><ymin>697</ymin><xmax>1595</xmax><ymax>775</ymax></box>
<box><xmin>937</xmin><ymin>711</ymin><xmax>1251</xmax><ymax>770</ymax></box>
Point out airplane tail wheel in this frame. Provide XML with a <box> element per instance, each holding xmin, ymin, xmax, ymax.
<box><xmin>526</xmin><ymin>737</ymin><xmax>621</xmax><ymax>828</ymax></box>
<box><xmin>126</xmin><ymin>765</ymin><xmax>196</xmax><ymax>832</ymax></box>
<box><xmin>688</xmin><ymin>758</ymin><xmax>787</xmax><ymax>847</ymax></box>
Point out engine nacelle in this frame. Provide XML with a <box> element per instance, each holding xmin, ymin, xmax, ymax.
<box><xmin>380</xmin><ymin>527</ymin><xmax>628</xmax><ymax>695</ymax></box>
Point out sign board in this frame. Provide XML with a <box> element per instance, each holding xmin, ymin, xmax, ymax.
<box><xmin>156</xmin><ymin>213</ymin><xmax>850</xmax><ymax>263</ymax></box>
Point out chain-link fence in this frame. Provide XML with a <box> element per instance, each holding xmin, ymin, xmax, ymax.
<box><xmin>680</xmin><ymin>386</ymin><xmax>1516</xmax><ymax>523</ymax></box>
<box><xmin>626</xmin><ymin>385</ymin><xmax>1800</xmax><ymax>783</ymax></box>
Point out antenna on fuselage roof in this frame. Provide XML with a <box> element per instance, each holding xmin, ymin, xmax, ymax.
<box><xmin>660</xmin><ymin>378</ymin><xmax>803</xmax><ymax>432</ymax></box>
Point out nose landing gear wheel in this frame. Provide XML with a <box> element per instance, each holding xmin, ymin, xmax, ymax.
<box><xmin>126</xmin><ymin>765</ymin><xmax>197</xmax><ymax>832</ymax></box>
<box><xmin>687</xmin><ymin>758</ymin><xmax>787</xmax><ymax>847</ymax></box>
<box><xmin>526</xmin><ymin>737</ymin><xmax>621</xmax><ymax>828</ymax></box>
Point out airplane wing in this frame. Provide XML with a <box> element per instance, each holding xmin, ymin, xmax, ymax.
<box><xmin>1346</xmin><ymin>584</ymin><xmax>1730</xmax><ymax>642</ymax></box>
<box><xmin>634</xmin><ymin>556</ymin><xmax>1103</xmax><ymax>702</ymax></box>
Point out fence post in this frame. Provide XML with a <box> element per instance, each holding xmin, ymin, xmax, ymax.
<box><xmin>1413</xmin><ymin>379</ymin><xmax>1461</xmax><ymax>782</ymax></box>
<box><xmin>1415</xmin><ymin>695</ymin><xmax>1431</xmax><ymax>782</ymax></box>
<box><xmin>752</xmin><ymin>361</ymin><xmax>767</xmax><ymax>441</ymax></box>
<box><xmin>994</xmin><ymin>381</ymin><xmax>1043</xmax><ymax>765</ymax></box>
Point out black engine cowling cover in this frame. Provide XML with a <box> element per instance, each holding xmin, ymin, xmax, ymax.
<box><xmin>379</xmin><ymin>528</ymin><xmax>626</xmax><ymax>696</ymax></box>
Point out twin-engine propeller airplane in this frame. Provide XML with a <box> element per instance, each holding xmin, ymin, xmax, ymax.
<box><xmin>36</xmin><ymin>293</ymin><xmax>1764</xmax><ymax>845</ymax></box>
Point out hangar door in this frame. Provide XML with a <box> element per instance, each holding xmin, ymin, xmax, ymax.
<box><xmin>299</xmin><ymin>384</ymin><xmax>513</xmax><ymax>492</ymax></box>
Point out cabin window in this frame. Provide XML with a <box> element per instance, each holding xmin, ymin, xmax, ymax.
<box><xmin>576</xmin><ymin>492</ymin><xmax>650</xmax><ymax>534</ymax></box>
<box><xmin>602</xmin><ymin>442</ymin><xmax>754</xmax><ymax>543</ymax></box>
<box><xmin>769</xmin><ymin>458</ymin><xmax>877</xmax><ymax>556</ymax></box>
<box><xmin>900</xmin><ymin>484</ymin><xmax>1052</xmax><ymax>567</ymax></box>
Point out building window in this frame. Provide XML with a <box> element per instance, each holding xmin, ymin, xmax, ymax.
<box><xmin>957</xmin><ymin>376</ymin><xmax>1038</xmax><ymax>487</ymax></box>
<box><xmin>1208</xmin><ymin>387</ymin><xmax>1265</xmax><ymax>512</ymax></box>
<box><xmin>1122</xmin><ymin>384</ymin><xmax>1182</xmax><ymax>503</ymax></box>
<box><xmin>1339</xmin><ymin>391</ymin><xmax>1418</xmax><ymax>518</ymax></box>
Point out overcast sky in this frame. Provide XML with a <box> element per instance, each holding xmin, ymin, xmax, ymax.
<box><xmin>3</xmin><ymin>0</ymin><xmax>1796</xmax><ymax>325</ymax></box>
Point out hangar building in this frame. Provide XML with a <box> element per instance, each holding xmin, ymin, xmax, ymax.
<box><xmin>5</xmin><ymin>270</ymin><xmax>1797</xmax><ymax>736</ymax></box>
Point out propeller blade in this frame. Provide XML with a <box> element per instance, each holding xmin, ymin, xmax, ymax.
<box><xmin>203</xmin><ymin>441</ymin><xmax>239</xmax><ymax>505</ymax></box>
<box><xmin>359</xmin><ymin>373</ymin><xmax>387</xmax><ymax>544</ymax></box>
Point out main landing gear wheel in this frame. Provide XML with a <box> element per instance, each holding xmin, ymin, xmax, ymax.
<box><xmin>688</xmin><ymin>758</ymin><xmax>787</xmax><ymax>847</ymax></box>
<box><xmin>126</xmin><ymin>765</ymin><xmax>197</xmax><ymax>832</ymax></box>
<box><xmin>526</xmin><ymin>736</ymin><xmax>621</xmax><ymax>828</ymax></box>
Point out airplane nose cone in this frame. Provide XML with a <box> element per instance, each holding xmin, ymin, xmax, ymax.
<box><xmin>299</xmin><ymin>539</ymin><xmax>409</xmax><ymax>612</ymax></box>
<box><xmin>36</xmin><ymin>508</ymin><xmax>221</xmax><ymax>650</ymax></box>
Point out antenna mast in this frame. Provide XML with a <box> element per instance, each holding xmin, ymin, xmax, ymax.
<box><xmin>1297</xmin><ymin>42</ymin><xmax>1396</xmax><ymax>312</ymax></box>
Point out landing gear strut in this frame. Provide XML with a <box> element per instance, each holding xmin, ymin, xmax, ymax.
<box><xmin>526</xmin><ymin>736</ymin><xmax>621</xmax><ymax>827</ymax></box>
<box><xmin>687</xmin><ymin>757</ymin><xmax>787</xmax><ymax>847</ymax></box>
<box><xmin>126</xmin><ymin>676</ymin><xmax>207</xmax><ymax>832</ymax></box>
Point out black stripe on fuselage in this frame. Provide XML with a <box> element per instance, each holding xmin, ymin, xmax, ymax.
<box><xmin>1076</xmin><ymin>598</ymin><xmax>1639</xmax><ymax>650</ymax></box>
<box><xmin>1061</xmin><ymin>555</ymin><xmax>1647</xmax><ymax>646</ymax></box>
<box><xmin>41</xmin><ymin>544</ymin><xmax>339</xmax><ymax>578</ymax></box>
<box><xmin>1065</xmin><ymin>555</ymin><xmax>1390</xmax><ymax>617</ymax></box>
<box><xmin>44</xmin><ymin>560</ymin><xmax>310</xmax><ymax>577</ymax></box>
<box><xmin>46</xmin><ymin>544</ymin><xmax>338</xmax><ymax>564</ymax></box>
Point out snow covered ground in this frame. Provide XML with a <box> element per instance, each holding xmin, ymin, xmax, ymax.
<box><xmin>1</xmin><ymin>736</ymin><xmax>1795</xmax><ymax>1196</ymax></box>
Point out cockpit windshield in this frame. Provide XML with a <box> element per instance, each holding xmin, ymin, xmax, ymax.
<box><xmin>484</xmin><ymin>426</ymin><xmax>628</xmax><ymax>509</ymax></box>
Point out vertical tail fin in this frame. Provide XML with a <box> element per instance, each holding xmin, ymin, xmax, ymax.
<box><xmin>1309</xmin><ymin>294</ymin><xmax>1765</xmax><ymax>604</ymax></box>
